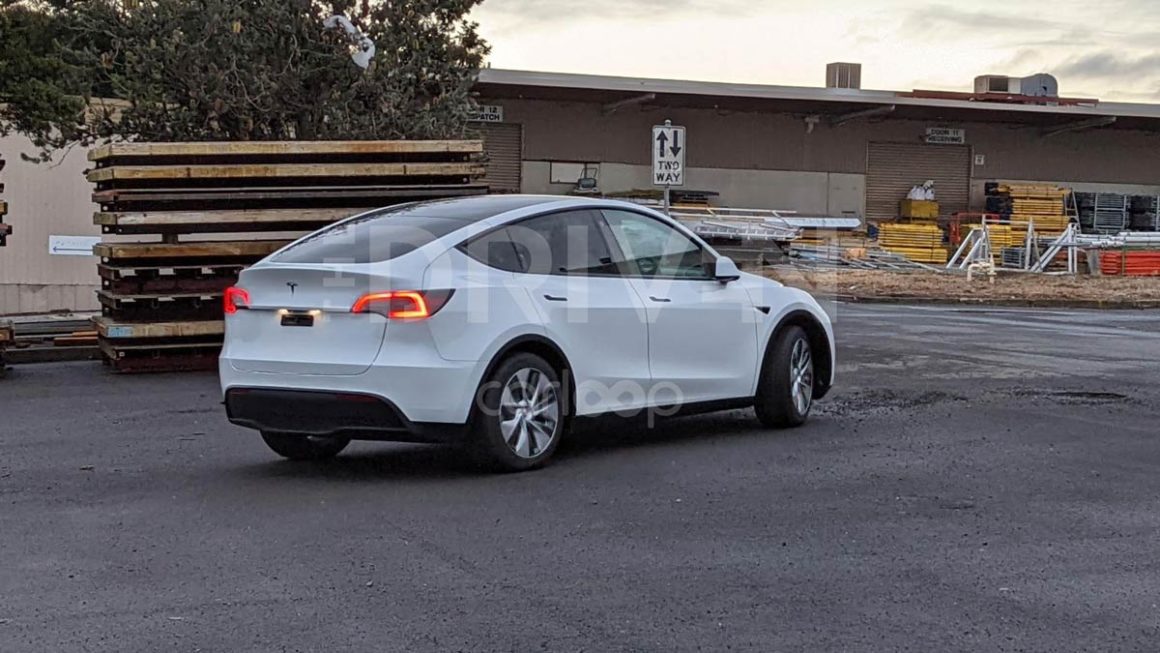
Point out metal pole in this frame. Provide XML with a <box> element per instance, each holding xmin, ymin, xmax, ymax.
<box><xmin>1068</xmin><ymin>225</ymin><xmax>1077</xmax><ymax>274</ymax></box>
<box><xmin>663</xmin><ymin>119</ymin><xmax>673</xmax><ymax>214</ymax></box>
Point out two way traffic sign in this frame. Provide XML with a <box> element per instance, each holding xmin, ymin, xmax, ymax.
<box><xmin>652</xmin><ymin>122</ymin><xmax>686</xmax><ymax>188</ymax></box>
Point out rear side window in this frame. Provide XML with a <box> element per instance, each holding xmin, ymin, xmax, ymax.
<box><xmin>461</xmin><ymin>227</ymin><xmax>524</xmax><ymax>273</ymax></box>
<box><xmin>273</xmin><ymin>208</ymin><xmax>467</xmax><ymax>264</ymax></box>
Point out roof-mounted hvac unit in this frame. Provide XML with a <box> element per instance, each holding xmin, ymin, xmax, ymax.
<box><xmin>826</xmin><ymin>63</ymin><xmax>862</xmax><ymax>90</ymax></box>
<box><xmin>974</xmin><ymin>74</ymin><xmax>1059</xmax><ymax>98</ymax></box>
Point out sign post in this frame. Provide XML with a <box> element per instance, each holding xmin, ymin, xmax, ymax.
<box><xmin>652</xmin><ymin>120</ymin><xmax>686</xmax><ymax>212</ymax></box>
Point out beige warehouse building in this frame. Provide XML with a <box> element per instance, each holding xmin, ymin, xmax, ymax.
<box><xmin>472</xmin><ymin>68</ymin><xmax>1160</xmax><ymax>218</ymax></box>
<box><xmin>0</xmin><ymin>136</ymin><xmax>98</xmax><ymax>315</ymax></box>
<box><xmin>3</xmin><ymin>66</ymin><xmax>1160</xmax><ymax>315</ymax></box>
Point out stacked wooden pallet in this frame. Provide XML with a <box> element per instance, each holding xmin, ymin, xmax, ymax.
<box><xmin>878</xmin><ymin>223</ymin><xmax>947</xmax><ymax>264</ymax></box>
<box><xmin>88</xmin><ymin>140</ymin><xmax>486</xmax><ymax>372</ymax></box>
<box><xmin>0</xmin><ymin>156</ymin><xmax>8</xmax><ymax>246</ymax></box>
<box><xmin>998</xmin><ymin>184</ymin><xmax>1071</xmax><ymax>235</ymax></box>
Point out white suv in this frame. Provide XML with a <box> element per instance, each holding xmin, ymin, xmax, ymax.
<box><xmin>220</xmin><ymin>196</ymin><xmax>834</xmax><ymax>471</ymax></box>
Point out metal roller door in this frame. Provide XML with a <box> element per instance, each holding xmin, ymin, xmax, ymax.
<box><xmin>866</xmin><ymin>142</ymin><xmax>971</xmax><ymax>221</ymax></box>
<box><xmin>478</xmin><ymin>123</ymin><xmax>523</xmax><ymax>193</ymax></box>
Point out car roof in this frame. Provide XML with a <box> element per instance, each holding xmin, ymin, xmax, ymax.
<box><xmin>399</xmin><ymin>195</ymin><xmax>592</xmax><ymax>222</ymax></box>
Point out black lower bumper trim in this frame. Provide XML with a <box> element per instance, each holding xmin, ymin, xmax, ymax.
<box><xmin>225</xmin><ymin>388</ymin><xmax>467</xmax><ymax>444</ymax></box>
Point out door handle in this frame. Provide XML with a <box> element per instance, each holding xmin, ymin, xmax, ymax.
<box><xmin>649</xmin><ymin>296</ymin><xmax>672</xmax><ymax>303</ymax></box>
<box><xmin>544</xmin><ymin>294</ymin><xmax>568</xmax><ymax>302</ymax></box>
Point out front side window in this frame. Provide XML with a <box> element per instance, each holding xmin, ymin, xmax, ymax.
<box><xmin>601</xmin><ymin>210</ymin><xmax>713</xmax><ymax>279</ymax></box>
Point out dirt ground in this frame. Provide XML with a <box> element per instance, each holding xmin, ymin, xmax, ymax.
<box><xmin>766</xmin><ymin>267</ymin><xmax>1160</xmax><ymax>308</ymax></box>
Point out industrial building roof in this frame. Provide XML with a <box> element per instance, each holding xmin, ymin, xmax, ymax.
<box><xmin>476</xmin><ymin>69</ymin><xmax>1160</xmax><ymax>131</ymax></box>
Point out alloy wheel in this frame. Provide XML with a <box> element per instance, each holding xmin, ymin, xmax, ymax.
<box><xmin>790</xmin><ymin>339</ymin><xmax>814</xmax><ymax>415</ymax></box>
<box><xmin>499</xmin><ymin>368</ymin><xmax>560</xmax><ymax>458</ymax></box>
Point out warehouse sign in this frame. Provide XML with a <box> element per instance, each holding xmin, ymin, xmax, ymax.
<box><xmin>926</xmin><ymin>127</ymin><xmax>966</xmax><ymax>145</ymax></box>
<box><xmin>652</xmin><ymin>122</ymin><xmax>686</xmax><ymax>187</ymax></box>
<box><xmin>469</xmin><ymin>105</ymin><xmax>504</xmax><ymax>123</ymax></box>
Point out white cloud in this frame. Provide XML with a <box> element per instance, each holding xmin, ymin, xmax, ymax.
<box><xmin>472</xmin><ymin>0</ymin><xmax>1160</xmax><ymax>101</ymax></box>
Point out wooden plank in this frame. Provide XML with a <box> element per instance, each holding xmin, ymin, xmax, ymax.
<box><xmin>98</xmin><ymin>338</ymin><xmax>222</xmax><ymax>373</ymax></box>
<box><xmin>54</xmin><ymin>334</ymin><xmax>98</xmax><ymax>347</ymax></box>
<box><xmin>92</xmin><ymin>184</ymin><xmax>487</xmax><ymax>206</ymax></box>
<box><xmin>94</xmin><ymin>316</ymin><xmax>224</xmax><ymax>339</ymax></box>
<box><xmin>94</xmin><ymin>239</ymin><xmax>290</xmax><ymax>260</ymax></box>
<box><xmin>89</xmin><ymin>140</ymin><xmax>483</xmax><ymax>161</ymax></box>
<box><xmin>99</xmin><ymin>289</ymin><xmax>224</xmax><ymax>302</ymax></box>
<box><xmin>95</xmin><ymin>208</ymin><xmax>360</xmax><ymax>227</ymax></box>
<box><xmin>102</xmin><ymin>340</ymin><xmax>222</xmax><ymax>352</ymax></box>
<box><xmin>87</xmin><ymin>162</ymin><xmax>484</xmax><ymax>183</ymax></box>
<box><xmin>99</xmin><ymin>262</ymin><xmax>246</xmax><ymax>280</ymax></box>
<box><xmin>104</xmin><ymin>277</ymin><xmax>234</xmax><ymax>296</ymax></box>
<box><xmin>95</xmin><ymin>183</ymin><xmax>485</xmax><ymax>197</ymax></box>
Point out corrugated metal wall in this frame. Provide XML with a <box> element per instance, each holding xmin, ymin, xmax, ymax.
<box><xmin>865</xmin><ymin>142</ymin><xmax>971</xmax><ymax>221</ymax></box>
<box><xmin>0</xmin><ymin>135</ymin><xmax>99</xmax><ymax>315</ymax></box>
<box><xmin>479</xmin><ymin>123</ymin><xmax>523</xmax><ymax>193</ymax></box>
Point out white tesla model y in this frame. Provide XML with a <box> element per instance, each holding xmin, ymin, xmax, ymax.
<box><xmin>221</xmin><ymin>196</ymin><xmax>834</xmax><ymax>471</ymax></box>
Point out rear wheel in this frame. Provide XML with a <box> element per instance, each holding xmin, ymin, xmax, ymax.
<box><xmin>471</xmin><ymin>353</ymin><xmax>565</xmax><ymax>472</ymax></box>
<box><xmin>754</xmin><ymin>326</ymin><xmax>814</xmax><ymax>428</ymax></box>
<box><xmin>260</xmin><ymin>431</ymin><xmax>351</xmax><ymax>461</ymax></box>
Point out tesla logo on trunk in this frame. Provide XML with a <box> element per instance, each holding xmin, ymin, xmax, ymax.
<box><xmin>287</xmin><ymin>282</ymin><xmax>298</xmax><ymax>295</ymax></box>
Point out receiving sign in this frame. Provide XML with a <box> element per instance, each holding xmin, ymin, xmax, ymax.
<box><xmin>926</xmin><ymin>127</ymin><xmax>966</xmax><ymax>145</ymax></box>
<box><xmin>652</xmin><ymin>123</ymin><xmax>686</xmax><ymax>187</ymax></box>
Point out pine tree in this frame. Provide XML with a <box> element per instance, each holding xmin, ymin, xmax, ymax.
<box><xmin>0</xmin><ymin>0</ymin><xmax>489</xmax><ymax>160</ymax></box>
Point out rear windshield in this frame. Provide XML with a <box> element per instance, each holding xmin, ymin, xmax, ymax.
<box><xmin>272</xmin><ymin>207</ymin><xmax>468</xmax><ymax>264</ymax></box>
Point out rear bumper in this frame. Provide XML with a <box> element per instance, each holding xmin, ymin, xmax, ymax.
<box><xmin>225</xmin><ymin>388</ymin><xmax>468</xmax><ymax>443</ymax></box>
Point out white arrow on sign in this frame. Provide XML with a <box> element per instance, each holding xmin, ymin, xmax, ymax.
<box><xmin>48</xmin><ymin>235</ymin><xmax>101</xmax><ymax>257</ymax></box>
<box><xmin>652</xmin><ymin>123</ymin><xmax>686</xmax><ymax>188</ymax></box>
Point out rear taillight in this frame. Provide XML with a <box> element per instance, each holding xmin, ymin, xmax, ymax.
<box><xmin>224</xmin><ymin>286</ymin><xmax>250</xmax><ymax>315</ymax></box>
<box><xmin>351</xmin><ymin>290</ymin><xmax>454</xmax><ymax>320</ymax></box>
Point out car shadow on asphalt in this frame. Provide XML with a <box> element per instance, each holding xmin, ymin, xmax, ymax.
<box><xmin>238</xmin><ymin>443</ymin><xmax>480</xmax><ymax>482</ymax></box>
<box><xmin>559</xmin><ymin>409</ymin><xmax>777</xmax><ymax>459</ymax></box>
<box><xmin>235</xmin><ymin>409</ymin><xmax>815</xmax><ymax>481</ymax></box>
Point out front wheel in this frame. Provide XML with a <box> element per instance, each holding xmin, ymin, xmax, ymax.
<box><xmin>260</xmin><ymin>431</ymin><xmax>351</xmax><ymax>461</ymax></box>
<box><xmin>471</xmin><ymin>353</ymin><xmax>566</xmax><ymax>472</ymax></box>
<box><xmin>754</xmin><ymin>325</ymin><xmax>814</xmax><ymax>428</ymax></box>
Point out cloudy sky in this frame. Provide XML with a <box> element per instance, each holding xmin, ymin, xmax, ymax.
<box><xmin>472</xmin><ymin>0</ymin><xmax>1160</xmax><ymax>102</ymax></box>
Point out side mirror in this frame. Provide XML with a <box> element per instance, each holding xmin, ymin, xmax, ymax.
<box><xmin>714</xmin><ymin>256</ymin><xmax>742</xmax><ymax>283</ymax></box>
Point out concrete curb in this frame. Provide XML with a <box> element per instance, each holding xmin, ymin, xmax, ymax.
<box><xmin>833</xmin><ymin>294</ymin><xmax>1160</xmax><ymax>310</ymax></box>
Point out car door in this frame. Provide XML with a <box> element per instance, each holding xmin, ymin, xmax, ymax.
<box><xmin>599</xmin><ymin>208</ymin><xmax>760</xmax><ymax>405</ymax></box>
<box><xmin>504</xmin><ymin>209</ymin><xmax>652</xmax><ymax>416</ymax></box>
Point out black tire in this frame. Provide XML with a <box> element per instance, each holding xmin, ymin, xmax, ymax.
<box><xmin>470</xmin><ymin>352</ymin><xmax>566</xmax><ymax>472</ymax></box>
<box><xmin>260</xmin><ymin>431</ymin><xmax>351</xmax><ymax>461</ymax></box>
<box><xmin>754</xmin><ymin>325</ymin><xmax>815</xmax><ymax>429</ymax></box>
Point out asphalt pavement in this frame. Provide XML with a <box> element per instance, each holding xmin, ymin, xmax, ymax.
<box><xmin>2</xmin><ymin>303</ymin><xmax>1159</xmax><ymax>652</ymax></box>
